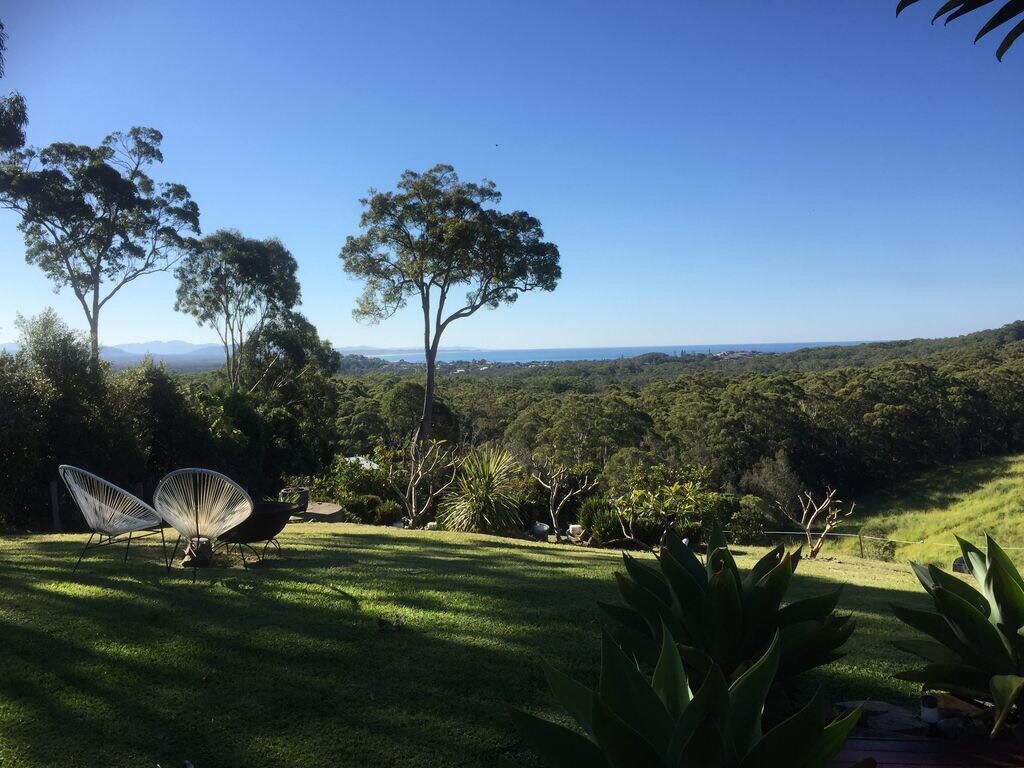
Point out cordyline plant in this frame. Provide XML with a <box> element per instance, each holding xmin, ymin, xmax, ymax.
<box><xmin>506</xmin><ymin>628</ymin><xmax>872</xmax><ymax>768</ymax></box>
<box><xmin>599</xmin><ymin>528</ymin><xmax>854</xmax><ymax>694</ymax></box>
<box><xmin>892</xmin><ymin>535</ymin><xmax>1024</xmax><ymax>736</ymax></box>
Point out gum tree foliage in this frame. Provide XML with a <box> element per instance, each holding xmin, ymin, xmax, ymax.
<box><xmin>175</xmin><ymin>229</ymin><xmax>301</xmax><ymax>390</ymax></box>
<box><xmin>340</xmin><ymin>164</ymin><xmax>561</xmax><ymax>447</ymax></box>
<box><xmin>897</xmin><ymin>1</ymin><xmax>1024</xmax><ymax>60</ymax></box>
<box><xmin>0</xmin><ymin>127</ymin><xmax>199</xmax><ymax>360</ymax></box>
<box><xmin>0</xmin><ymin>20</ymin><xmax>28</xmax><ymax>152</ymax></box>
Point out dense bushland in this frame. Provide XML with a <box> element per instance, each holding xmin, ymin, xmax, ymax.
<box><xmin>6</xmin><ymin>312</ymin><xmax>1024</xmax><ymax>537</ymax></box>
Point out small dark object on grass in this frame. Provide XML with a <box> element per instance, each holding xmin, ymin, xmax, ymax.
<box><xmin>952</xmin><ymin>555</ymin><xmax>969</xmax><ymax>573</ymax></box>
<box><xmin>377</xmin><ymin>615</ymin><xmax>405</xmax><ymax>631</ymax></box>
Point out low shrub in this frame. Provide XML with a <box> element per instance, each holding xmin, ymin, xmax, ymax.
<box><xmin>728</xmin><ymin>495</ymin><xmax>773</xmax><ymax>544</ymax></box>
<box><xmin>858</xmin><ymin>523</ymin><xmax>896</xmax><ymax>561</ymax></box>
<box><xmin>576</xmin><ymin>496</ymin><xmax>619</xmax><ymax>543</ymax></box>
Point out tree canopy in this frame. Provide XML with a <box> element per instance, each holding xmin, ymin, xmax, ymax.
<box><xmin>340</xmin><ymin>163</ymin><xmax>561</xmax><ymax>444</ymax></box>
<box><xmin>897</xmin><ymin>0</ymin><xmax>1024</xmax><ymax>59</ymax></box>
<box><xmin>0</xmin><ymin>127</ymin><xmax>199</xmax><ymax>359</ymax></box>
<box><xmin>175</xmin><ymin>229</ymin><xmax>301</xmax><ymax>390</ymax></box>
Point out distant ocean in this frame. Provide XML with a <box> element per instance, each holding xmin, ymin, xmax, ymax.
<box><xmin>369</xmin><ymin>341</ymin><xmax>866</xmax><ymax>364</ymax></box>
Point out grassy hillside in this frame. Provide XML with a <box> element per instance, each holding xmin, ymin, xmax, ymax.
<box><xmin>0</xmin><ymin>525</ymin><xmax>924</xmax><ymax>768</ymax></box>
<box><xmin>838</xmin><ymin>453</ymin><xmax>1024</xmax><ymax>565</ymax></box>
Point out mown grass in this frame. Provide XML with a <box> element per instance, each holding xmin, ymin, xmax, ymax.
<box><xmin>0</xmin><ymin>525</ymin><xmax>927</xmax><ymax>767</ymax></box>
<box><xmin>834</xmin><ymin>453</ymin><xmax>1024</xmax><ymax>565</ymax></box>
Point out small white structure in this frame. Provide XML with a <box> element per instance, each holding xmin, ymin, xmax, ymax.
<box><xmin>567</xmin><ymin>524</ymin><xmax>584</xmax><ymax>538</ymax></box>
<box><xmin>59</xmin><ymin>464</ymin><xmax>168</xmax><ymax>573</ymax></box>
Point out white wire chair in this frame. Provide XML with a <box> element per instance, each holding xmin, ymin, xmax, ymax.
<box><xmin>154</xmin><ymin>468</ymin><xmax>253</xmax><ymax>575</ymax></box>
<box><xmin>58</xmin><ymin>465</ymin><xmax>168</xmax><ymax>574</ymax></box>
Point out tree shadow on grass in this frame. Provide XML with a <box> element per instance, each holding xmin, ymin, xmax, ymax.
<box><xmin>0</xmin><ymin>529</ymin><xmax>936</xmax><ymax>767</ymax></box>
<box><xmin>856</xmin><ymin>454</ymin><xmax>1018</xmax><ymax>518</ymax></box>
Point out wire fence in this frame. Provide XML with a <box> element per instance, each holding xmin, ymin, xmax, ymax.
<box><xmin>750</xmin><ymin>529</ymin><xmax>1024</xmax><ymax>558</ymax></box>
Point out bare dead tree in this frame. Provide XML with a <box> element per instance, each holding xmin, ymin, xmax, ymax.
<box><xmin>779</xmin><ymin>486</ymin><xmax>856</xmax><ymax>559</ymax></box>
<box><xmin>384</xmin><ymin>439</ymin><xmax>458</xmax><ymax>528</ymax></box>
<box><xmin>531</xmin><ymin>457</ymin><xmax>598</xmax><ymax>542</ymax></box>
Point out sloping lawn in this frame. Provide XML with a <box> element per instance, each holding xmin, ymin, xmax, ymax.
<box><xmin>0</xmin><ymin>525</ymin><xmax>927</xmax><ymax>767</ymax></box>
<box><xmin>838</xmin><ymin>453</ymin><xmax>1024</xmax><ymax>565</ymax></box>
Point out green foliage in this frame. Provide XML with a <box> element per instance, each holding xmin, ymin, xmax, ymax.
<box><xmin>897</xmin><ymin>0</ymin><xmax>1024</xmax><ymax>60</ymax></box>
<box><xmin>509</xmin><ymin>629</ymin><xmax>871</xmax><ymax>768</ymax></box>
<box><xmin>340</xmin><ymin>163</ymin><xmax>560</xmax><ymax>445</ymax></box>
<box><xmin>175</xmin><ymin>229</ymin><xmax>302</xmax><ymax>390</ymax></box>
<box><xmin>577</xmin><ymin>496</ymin><xmax>621</xmax><ymax>544</ymax></box>
<box><xmin>600</xmin><ymin>529</ymin><xmax>854</xmax><ymax>690</ymax></box>
<box><xmin>0</xmin><ymin>127</ymin><xmax>199</xmax><ymax>357</ymax></box>
<box><xmin>892</xmin><ymin>535</ymin><xmax>1024</xmax><ymax>735</ymax></box>
<box><xmin>728</xmin><ymin>496</ymin><xmax>773</xmax><ymax>545</ymax></box>
<box><xmin>439</xmin><ymin>445</ymin><xmax>523</xmax><ymax>533</ymax></box>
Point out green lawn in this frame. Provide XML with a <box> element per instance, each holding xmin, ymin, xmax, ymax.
<box><xmin>0</xmin><ymin>524</ymin><xmax>929</xmax><ymax>768</ymax></box>
<box><xmin>836</xmin><ymin>453</ymin><xmax>1024</xmax><ymax>565</ymax></box>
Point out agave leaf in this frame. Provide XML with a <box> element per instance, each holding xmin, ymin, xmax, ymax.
<box><xmin>739</xmin><ymin>687</ymin><xmax>826</xmax><ymax>768</ymax></box>
<box><xmin>896</xmin><ymin>0</ymin><xmax>924</xmax><ymax>15</ymax></box>
<box><xmin>890</xmin><ymin>602</ymin><xmax>976</xmax><ymax>660</ymax></box>
<box><xmin>726</xmin><ymin>632</ymin><xmax>780</xmax><ymax>759</ymax></box>
<box><xmin>738</xmin><ymin>551</ymin><xmax>791</xmax><ymax>659</ymax></box>
<box><xmin>707</xmin><ymin>524</ymin><xmax>728</xmax><ymax>556</ymax></box>
<box><xmin>624</xmin><ymin>554</ymin><xmax>672</xmax><ymax>606</ymax></box>
<box><xmin>614</xmin><ymin>573</ymin><xmax>682</xmax><ymax>642</ymax></box>
<box><xmin>665</xmin><ymin>664</ymin><xmax>730</xmax><ymax>765</ymax></box>
<box><xmin>956</xmin><ymin>535</ymin><xmax>988</xmax><ymax>586</ymax></box>
<box><xmin>541</xmin><ymin>660</ymin><xmax>595</xmax><ymax>738</ymax></box>
<box><xmin>891</xmin><ymin>638</ymin><xmax>962</xmax><ymax>664</ymax></box>
<box><xmin>987</xmin><ymin>560</ymin><xmax>1024</xmax><ymax>634</ymax></box>
<box><xmin>604</xmin><ymin>620</ymin><xmax>662</xmax><ymax>667</ymax></box>
<box><xmin>663</xmin><ymin>528</ymin><xmax>708</xmax><ymax>591</ymax></box>
<box><xmin>990</xmin><ymin>673</ymin><xmax>1024</xmax><ymax>736</ymax></box>
<box><xmin>911</xmin><ymin>561</ymin><xmax>936</xmax><ymax>594</ymax></box>
<box><xmin>779</xmin><ymin>617</ymin><xmax>854</xmax><ymax>677</ymax></box>
<box><xmin>703</xmin><ymin>560</ymin><xmax>743</xmax><ymax>670</ymax></box>
<box><xmin>676</xmin><ymin>643</ymin><xmax>715</xmax><ymax>687</ymax></box>
<box><xmin>926</xmin><ymin>563</ymin><xmax>989</xmax><ymax>617</ymax></box>
<box><xmin>986</xmin><ymin>534</ymin><xmax>1024</xmax><ymax>591</ymax></box>
<box><xmin>508</xmin><ymin>707</ymin><xmax>610</xmax><ymax>768</ymax></box>
<box><xmin>894</xmin><ymin>662</ymin><xmax>991</xmax><ymax>699</ymax></box>
<box><xmin>677</xmin><ymin>717</ymin><xmax>728</xmax><ymax>767</ymax></box>
<box><xmin>933</xmin><ymin>586</ymin><xmax>1015</xmax><ymax>672</ymax></box>
<box><xmin>659</xmin><ymin>548</ymin><xmax>707</xmax><ymax>645</ymax></box>
<box><xmin>804</xmin><ymin>707</ymin><xmax>865</xmax><ymax>768</ymax></box>
<box><xmin>777</xmin><ymin>588</ymin><xmax>842</xmax><ymax>626</ymax></box>
<box><xmin>707</xmin><ymin>545</ymin><xmax>741</xmax><ymax>590</ymax></box>
<box><xmin>598</xmin><ymin>630</ymin><xmax>674</xmax><ymax>754</ymax></box>
<box><xmin>741</xmin><ymin>544</ymin><xmax>785</xmax><ymax>593</ymax></box>
<box><xmin>653</xmin><ymin>620</ymin><xmax>691</xmax><ymax>720</ymax></box>
<box><xmin>598</xmin><ymin>600</ymin><xmax>654</xmax><ymax>639</ymax></box>
<box><xmin>591</xmin><ymin>697</ymin><xmax>666</xmax><ymax>768</ymax></box>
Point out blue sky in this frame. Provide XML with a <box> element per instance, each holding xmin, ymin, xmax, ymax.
<box><xmin>1</xmin><ymin>1</ymin><xmax>1022</xmax><ymax>348</ymax></box>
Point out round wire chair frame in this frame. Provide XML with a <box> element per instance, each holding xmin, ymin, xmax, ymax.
<box><xmin>58</xmin><ymin>465</ymin><xmax>169</xmax><ymax>574</ymax></box>
<box><xmin>154</xmin><ymin>468</ymin><xmax>253</xmax><ymax>579</ymax></box>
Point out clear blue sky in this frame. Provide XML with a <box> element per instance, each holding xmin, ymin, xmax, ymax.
<box><xmin>1</xmin><ymin>1</ymin><xmax>1022</xmax><ymax>349</ymax></box>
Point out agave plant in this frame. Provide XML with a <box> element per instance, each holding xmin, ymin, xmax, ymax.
<box><xmin>599</xmin><ymin>528</ymin><xmax>854</xmax><ymax>689</ymax></box>
<box><xmin>438</xmin><ymin>445</ymin><xmax>522</xmax><ymax>533</ymax></box>
<box><xmin>891</xmin><ymin>535</ymin><xmax>1024</xmax><ymax>735</ymax></box>
<box><xmin>508</xmin><ymin>628</ymin><xmax>872</xmax><ymax>767</ymax></box>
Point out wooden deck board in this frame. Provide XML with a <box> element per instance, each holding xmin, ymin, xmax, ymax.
<box><xmin>830</xmin><ymin>737</ymin><xmax>1024</xmax><ymax>767</ymax></box>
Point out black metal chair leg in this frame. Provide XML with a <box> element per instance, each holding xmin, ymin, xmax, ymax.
<box><xmin>159</xmin><ymin>527</ymin><xmax>169</xmax><ymax>569</ymax></box>
<box><xmin>167</xmin><ymin>535</ymin><xmax>181</xmax><ymax>572</ymax></box>
<box><xmin>123</xmin><ymin>530</ymin><xmax>133</xmax><ymax>566</ymax></box>
<box><xmin>239</xmin><ymin>545</ymin><xmax>248</xmax><ymax>571</ymax></box>
<box><xmin>72</xmin><ymin>532</ymin><xmax>95</xmax><ymax>575</ymax></box>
